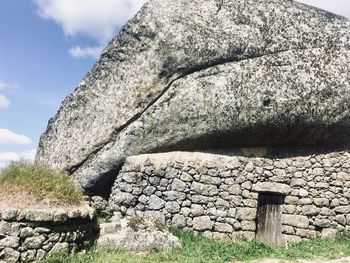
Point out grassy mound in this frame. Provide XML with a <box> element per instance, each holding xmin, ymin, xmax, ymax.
<box><xmin>0</xmin><ymin>162</ymin><xmax>83</xmax><ymax>205</ymax></box>
<box><xmin>40</xmin><ymin>229</ymin><xmax>350</xmax><ymax>263</ymax></box>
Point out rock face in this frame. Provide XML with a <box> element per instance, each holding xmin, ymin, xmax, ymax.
<box><xmin>36</xmin><ymin>0</ymin><xmax>350</xmax><ymax>194</ymax></box>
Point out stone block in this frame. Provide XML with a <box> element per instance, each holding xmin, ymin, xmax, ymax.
<box><xmin>214</xmin><ymin>223</ymin><xmax>233</xmax><ymax>233</ymax></box>
<box><xmin>252</xmin><ymin>182</ymin><xmax>292</xmax><ymax>195</ymax></box>
<box><xmin>283</xmin><ymin>215</ymin><xmax>309</xmax><ymax>228</ymax></box>
<box><xmin>236</xmin><ymin>208</ymin><xmax>257</xmax><ymax>221</ymax></box>
<box><xmin>192</xmin><ymin>216</ymin><xmax>213</xmax><ymax>231</ymax></box>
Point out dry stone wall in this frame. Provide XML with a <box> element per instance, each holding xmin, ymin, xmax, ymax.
<box><xmin>109</xmin><ymin>149</ymin><xmax>350</xmax><ymax>243</ymax></box>
<box><xmin>0</xmin><ymin>206</ymin><xmax>98</xmax><ymax>263</ymax></box>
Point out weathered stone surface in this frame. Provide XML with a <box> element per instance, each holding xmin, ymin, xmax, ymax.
<box><xmin>193</xmin><ymin>216</ymin><xmax>213</xmax><ymax>231</ymax></box>
<box><xmin>252</xmin><ymin>182</ymin><xmax>292</xmax><ymax>195</ymax></box>
<box><xmin>36</xmin><ymin>0</ymin><xmax>350</xmax><ymax>194</ymax></box>
<box><xmin>96</xmin><ymin>217</ymin><xmax>181</xmax><ymax>252</ymax></box>
<box><xmin>0</xmin><ymin>248</ymin><xmax>20</xmax><ymax>263</ymax></box>
<box><xmin>283</xmin><ymin>215</ymin><xmax>309</xmax><ymax>228</ymax></box>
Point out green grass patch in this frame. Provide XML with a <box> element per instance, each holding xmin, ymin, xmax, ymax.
<box><xmin>0</xmin><ymin>162</ymin><xmax>83</xmax><ymax>205</ymax></box>
<box><xmin>39</xmin><ymin>229</ymin><xmax>350</xmax><ymax>263</ymax></box>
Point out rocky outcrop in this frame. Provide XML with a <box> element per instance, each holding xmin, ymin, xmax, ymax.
<box><xmin>36</xmin><ymin>0</ymin><xmax>350</xmax><ymax>194</ymax></box>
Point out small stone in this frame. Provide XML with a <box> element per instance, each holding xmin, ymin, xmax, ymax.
<box><xmin>53</xmin><ymin>210</ymin><xmax>68</xmax><ymax>222</ymax></box>
<box><xmin>315</xmin><ymin>182</ymin><xmax>329</xmax><ymax>189</ymax></box>
<box><xmin>242</xmin><ymin>199</ymin><xmax>257</xmax><ymax>208</ymax></box>
<box><xmin>321</xmin><ymin>228</ymin><xmax>337</xmax><ymax>237</ymax></box>
<box><xmin>299</xmin><ymin>188</ymin><xmax>308</xmax><ymax>197</ymax></box>
<box><xmin>314</xmin><ymin>198</ymin><xmax>330</xmax><ymax>207</ymax></box>
<box><xmin>214</xmin><ymin>223</ymin><xmax>233</xmax><ymax>233</ymax></box>
<box><xmin>23</xmin><ymin>236</ymin><xmax>46</xmax><ymax>249</ymax></box>
<box><xmin>36</xmin><ymin>249</ymin><xmax>47</xmax><ymax>260</ymax></box>
<box><xmin>148</xmin><ymin>195</ymin><xmax>166</xmax><ymax>210</ymax></box>
<box><xmin>313</xmin><ymin>168</ymin><xmax>324</xmax><ymax>176</ymax></box>
<box><xmin>285</xmin><ymin>196</ymin><xmax>299</xmax><ymax>205</ymax></box>
<box><xmin>296</xmin><ymin>228</ymin><xmax>316</xmax><ymax>239</ymax></box>
<box><xmin>172</xmin><ymin>214</ymin><xmax>187</xmax><ymax>228</ymax></box>
<box><xmin>192</xmin><ymin>216</ymin><xmax>213</xmax><ymax>231</ymax></box>
<box><xmin>236</xmin><ymin>208</ymin><xmax>257</xmax><ymax>221</ymax></box>
<box><xmin>144</xmin><ymin>186</ymin><xmax>156</xmax><ymax>196</ymax></box>
<box><xmin>241</xmin><ymin>181</ymin><xmax>252</xmax><ymax>190</ymax></box>
<box><xmin>191</xmin><ymin>204</ymin><xmax>204</xmax><ymax>216</ymax></box>
<box><xmin>21</xmin><ymin>250</ymin><xmax>36</xmax><ymax>262</ymax></box>
<box><xmin>165</xmin><ymin>202</ymin><xmax>180</xmax><ymax>213</ymax></box>
<box><xmin>1</xmin><ymin>209</ymin><xmax>18</xmax><ymax>221</ymax></box>
<box><xmin>241</xmin><ymin>221</ymin><xmax>256</xmax><ymax>231</ymax></box>
<box><xmin>1</xmin><ymin>248</ymin><xmax>20</xmax><ymax>263</ymax></box>
<box><xmin>244</xmin><ymin>162</ymin><xmax>254</xmax><ymax>172</ymax></box>
<box><xmin>334</xmin><ymin>206</ymin><xmax>350</xmax><ymax>214</ymax></box>
<box><xmin>227</xmin><ymin>185</ymin><xmax>241</xmax><ymax>195</ymax></box>
<box><xmin>180</xmin><ymin>172</ymin><xmax>193</xmax><ymax>182</ymax></box>
<box><xmin>301</xmin><ymin>205</ymin><xmax>319</xmax><ymax>216</ymax></box>
<box><xmin>0</xmin><ymin>236</ymin><xmax>20</xmax><ymax>248</ymax></box>
<box><xmin>320</xmin><ymin>207</ymin><xmax>335</xmax><ymax>216</ymax></box>
<box><xmin>314</xmin><ymin>218</ymin><xmax>331</xmax><ymax>228</ymax></box>
<box><xmin>171</xmin><ymin>179</ymin><xmax>187</xmax><ymax>192</ymax></box>
<box><xmin>283</xmin><ymin>215</ymin><xmax>309</xmax><ymax>228</ymax></box>
<box><xmin>25</xmin><ymin>210</ymin><xmax>53</xmax><ymax>222</ymax></box>
<box><xmin>19</xmin><ymin>228</ymin><xmax>34</xmax><ymax>240</ymax></box>
<box><xmin>290</xmin><ymin>178</ymin><xmax>306</xmax><ymax>187</ymax></box>
<box><xmin>114</xmin><ymin>192</ymin><xmax>136</xmax><ymax>206</ymax></box>
<box><xmin>163</xmin><ymin>191</ymin><xmax>186</xmax><ymax>201</ymax></box>
<box><xmin>335</xmin><ymin>215</ymin><xmax>347</xmax><ymax>225</ymax></box>
<box><xmin>282</xmin><ymin>225</ymin><xmax>294</xmax><ymax>235</ymax></box>
<box><xmin>283</xmin><ymin>205</ymin><xmax>296</xmax><ymax>214</ymax></box>
<box><xmin>200</xmin><ymin>175</ymin><xmax>221</xmax><ymax>185</ymax></box>
<box><xmin>49</xmin><ymin>242</ymin><xmax>69</xmax><ymax>254</ymax></box>
<box><xmin>299</xmin><ymin>198</ymin><xmax>312</xmax><ymax>205</ymax></box>
<box><xmin>337</xmin><ymin>172</ymin><xmax>350</xmax><ymax>181</ymax></box>
<box><xmin>180</xmin><ymin>207</ymin><xmax>191</xmax><ymax>217</ymax></box>
<box><xmin>138</xmin><ymin>195</ymin><xmax>149</xmax><ymax>204</ymax></box>
<box><xmin>227</xmin><ymin>208</ymin><xmax>236</xmax><ymax>218</ymax></box>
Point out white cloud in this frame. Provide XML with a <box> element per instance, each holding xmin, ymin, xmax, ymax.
<box><xmin>0</xmin><ymin>149</ymin><xmax>36</xmax><ymax>169</ymax></box>
<box><xmin>0</xmin><ymin>129</ymin><xmax>32</xmax><ymax>145</ymax></box>
<box><xmin>69</xmin><ymin>45</ymin><xmax>103</xmax><ymax>59</ymax></box>
<box><xmin>33</xmin><ymin>0</ymin><xmax>147</xmax><ymax>59</ymax></box>
<box><xmin>0</xmin><ymin>95</ymin><xmax>10</xmax><ymax>108</ymax></box>
<box><xmin>0</xmin><ymin>82</ymin><xmax>6</xmax><ymax>90</ymax></box>
<box><xmin>33</xmin><ymin>0</ymin><xmax>147</xmax><ymax>42</ymax></box>
<box><xmin>296</xmin><ymin>0</ymin><xmax>350</xmax><ymax>19</ymax></box>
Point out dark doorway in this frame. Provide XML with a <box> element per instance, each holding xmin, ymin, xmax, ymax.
<box><xmin>256</xmin><ymin>193</ymin><xmax>284</xmax><ymax>245</ymax></box>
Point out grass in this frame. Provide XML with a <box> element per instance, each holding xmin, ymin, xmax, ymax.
<box><xmin>39</xmin><ymin>229</ymin><xmax>350</xmax><ymax>263</ymax></box>
<box><xmin>0</xmin><ymin>162</ymin><xmax>83</xmax><ymax>205</ymax></box>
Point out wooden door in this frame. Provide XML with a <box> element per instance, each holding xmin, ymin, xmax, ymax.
<box><xmin>256</xmin><ymin>193</ymin><xmax>284</xmax><ymax>245</ymax></box>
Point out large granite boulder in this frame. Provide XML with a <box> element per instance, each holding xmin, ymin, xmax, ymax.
<box><xmin>36</xmin><ymin>0</ymin><xmax>350</xmax><ymax>195</ymax></box>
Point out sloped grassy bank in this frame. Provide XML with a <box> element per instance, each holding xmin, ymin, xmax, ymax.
<box><xmin>0</xmin><ymin>163</ymin><xmax>97</xmax><ymax>263</ymax></box>
<box><xmin>0</xmin><ymin>162</ymin><xmax>83</xmax><ymax>205</ymax></box>
<box><xmin>41</xmin><ymin>229</ymin><xmax>350</xmax><ymax>263</ymax></box>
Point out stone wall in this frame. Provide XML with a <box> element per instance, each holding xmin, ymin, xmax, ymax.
<box><xmin>0</xmin><ymin>206</ymin><xmax>98</xmax><ymax>263</ymax></box>
<box><xmin>109</xmin><ymin>149</ymin><xmax>350</xmax><ymax>243</ymax></box>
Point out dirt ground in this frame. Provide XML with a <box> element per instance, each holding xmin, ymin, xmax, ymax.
<box><xmin>0</xmin><ymin>191</ymin><xmax>85</xmax><ymax>210</ymax></box>
<box><xmin>235</xmin><ymin>257</ymin><xmax>350</xmax><ymax>263</ymax></box>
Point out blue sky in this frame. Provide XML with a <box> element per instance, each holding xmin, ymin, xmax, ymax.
<box><xmin>0</xmin><ymin>0</ymin><xmax>349</xmax><ymax>168</ymax></box>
